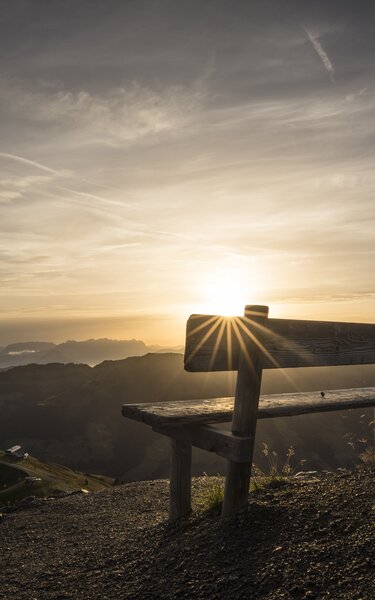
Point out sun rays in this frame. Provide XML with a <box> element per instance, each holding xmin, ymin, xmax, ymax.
<box><xmin>186</xmin><ymin>313</ymin><xmax>271</xmax><ymax>373</ymax></box>
<box><xmin>185</xmin><ymin>309</ymin><xmax>312</xmax><ymax>392</ymax></box>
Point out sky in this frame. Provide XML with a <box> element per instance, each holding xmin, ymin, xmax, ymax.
<box><xmin>1</xmin><ymin>0</ymin><xmax>374</xmax><ymax>345</ymax></box>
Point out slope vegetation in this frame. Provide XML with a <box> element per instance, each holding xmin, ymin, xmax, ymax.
<box><xmin>0</xmin><ymin>451</ymin><xmax>113</xmax><ymax>505</ymax></box>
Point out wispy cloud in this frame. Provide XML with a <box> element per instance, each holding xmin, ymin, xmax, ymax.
<box><xmin>0</xmin><ymin>152</ymin><xmax>59</xmax><ymax>175</ymax></box>
<box><xmin>1</xmin><ymin>80</ymin><xmax>206</xmax><ymax>146</ymax></box>
<box><xmin>0</xmin><ymin>174</ymin><xmax>53</xmax><ymax>203</ymax></box>
<box><xmin>304</xmin><ymin>28</ymin><xmax>335</xmax><ymax>83</ymax></box>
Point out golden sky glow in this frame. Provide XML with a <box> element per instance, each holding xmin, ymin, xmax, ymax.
<box><xmin>0</xmin><ymin>1</ymin><xmax>374</xmax><ymax>345</ymax></box>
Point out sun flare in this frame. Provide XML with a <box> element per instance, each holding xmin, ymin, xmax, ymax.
<box><xmin>198</xmin><ymin>270</ymin><xmax>254</xmax><ymax>316</ymax></box>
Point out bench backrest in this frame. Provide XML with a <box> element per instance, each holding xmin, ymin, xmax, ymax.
<box><xmin>184</xmin><ymin>305</ymin><xmax>375</xmax><ymax>372</ymax></box>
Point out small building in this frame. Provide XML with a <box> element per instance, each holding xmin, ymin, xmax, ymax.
<box><xmin>5</xmin><ymin>445</ymin><xmax>28</xmax><ymax>459</ymax></box>
<box><xmin>5</xmin><ymin>445</ymin><xmax>21</xmax><ymax>455</ymax></box>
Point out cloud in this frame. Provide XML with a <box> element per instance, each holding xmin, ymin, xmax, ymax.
<box><xmin>0</xmin><ymin>173</ymin><xmax>54</xmax><ymax>203</ymax></box>
<box><xmin>1</xmin><ymin>80</ymin><xmax>206</xmax><ymax>146</ymax></box>
<box><xmin>0</xmin><ymin>190</ymin><xmax>22</xmax><ymax>202</ymax></box>
<box><xmin>0</xmin><ymin>174</ymin><xmax>54</xmax><ymax>189</ymax></box>
<box><xmin>304</xmin><ymin>28</ymin><xmax>335</xmax><ymax>83</ymax></box>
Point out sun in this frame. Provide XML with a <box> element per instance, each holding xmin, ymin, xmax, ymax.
<box><xmin>198</xmin><ymin>269</ymin><xmax>253</xmax><ymax>316</ymax></box>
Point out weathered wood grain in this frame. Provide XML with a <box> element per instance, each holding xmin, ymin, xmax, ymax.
<box><xmin>184</xmin><ymin>315</ymin><xmax>375</xmax><ymax>372</ymax></box>
<box><xmin>122</xmin><ymin>397</ymin><xmax>235</xmax><ymax>426</ymax></box>
<box><xmin>122</xmin><ymin>386</ymin><xmax>375</xmax><ymax>427</ymax></box>
<box><xmin>222</xmin><ymin>305</ymin><xmax>269</xmax><ymax>517</ymax></box>
<box><xmin>154</xmin><ymin>424</ymin><xmax>254</xmax><ymax>462</ymax></box>
<box><xmin>169</xmin><ymin>439</ymin><xmax>192</xmax><ymax>519</ymax></box>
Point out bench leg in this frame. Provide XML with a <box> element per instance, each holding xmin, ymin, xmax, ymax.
<box><xmin>169</xmin><ymin>439</ymin><xmax>192</xmax><ymax>520</ymax></box>
<box><xmin>221</xmin><ymin>457</ymin><xmax>253</xmax><ymax>518</ymax></box>
<box><xmin>221</xmin><ymin>305</ymin><xmax>268</xmax><ymax>518</ymax></box>
<box><xmin>222</xmin><ymin>428</ymin><xmax>257</xmax><ymax>518</ymax></box>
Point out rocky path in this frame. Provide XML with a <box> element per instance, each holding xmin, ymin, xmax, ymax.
<box><xmin>0</xmin><ymin>469</ymin><xmax>374</xmax><ymax>599</ymax></box>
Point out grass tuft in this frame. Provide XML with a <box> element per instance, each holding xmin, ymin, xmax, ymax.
<box><xmin>344</xmin><ymin>412</ymin><xmax>375</xmax><ymax>467</ymax></box>
<box><xmin>195</xmin><ymin>444</ymin><xmax>305</xmax><ymax>512</ymax></box>
<box><xmin>251</xmin><ymin>443</ymin><xmax>304</xmax><ymax>492</ymax></box>
<box><xmin>195</xmin><ymin>475</ymin><xmax>224</xmax><ymax>512</ymax></box>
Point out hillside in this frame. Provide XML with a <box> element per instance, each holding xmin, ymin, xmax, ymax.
<box><xmin>0</xmin><ymin>469</ymin><xmax>373</xmax><ymax>599</ymax></box>
<box><xmin>0</xmin><ymin>353</ymin><xmax>374</xmax><ymax>480</ymax></box>
<box><xmin>0</xmin><ymin>451</ymin><xmax>113</xmax><ymax>505</ymax></box>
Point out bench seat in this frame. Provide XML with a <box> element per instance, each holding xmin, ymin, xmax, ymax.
<box><xmin>122</xmin><ymin>385</ymin><xmax>375</xmax><ymax>428</ymax></box>
<box><xmin>122</xmin><ymin>386</ymin><xmax>375</xmax><ymax>465</ymax></box>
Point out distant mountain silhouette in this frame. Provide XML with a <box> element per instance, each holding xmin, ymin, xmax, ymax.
<box><xmin>0</xmin><ymin>353</ymin><xmax>374</xmax><ymax>481</ymax></box>
<box><xmin>0</xmin><ymin>338</ymin><xmax>153</xmax><ymax>368</ymax></box>
<box><xmin>5</xmin><ymin>341</ymin><xmax>55</xmax><ymax>353</ymax></box>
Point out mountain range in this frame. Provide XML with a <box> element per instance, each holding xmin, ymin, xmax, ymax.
<box><xmin>0</xmin><ymin>338</ymin><xmax>184</xmax><ymax>368</ymax></box>
<box><xmin>1</xmin><ymin>352</ymin><xmax>374</xmax><ymax>481</ymax></box>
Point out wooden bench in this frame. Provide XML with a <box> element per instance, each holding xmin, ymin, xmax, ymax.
<box><xmin>122</xmin><ymin>305</ymin><xmax>375</xmax><ymax>519</ymax></box>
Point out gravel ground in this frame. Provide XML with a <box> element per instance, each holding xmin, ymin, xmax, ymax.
<box><xmin>0</xmin><ymin>469</ymin><xmax>374</xmax><ymax>600</ymax></box>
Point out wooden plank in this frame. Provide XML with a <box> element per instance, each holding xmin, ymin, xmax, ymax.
<box><xmin>154</xmin><ymin>424</ymin><xmax>254</xmax><ymax>462</ymax></box>
<box><xmin>122</xmin><ymin>386</ymin><xmax>375</xmax><ymax>427</ymax></box>
<box><xmin>169</xmin><ymin>439</ymin><xmax>192</xmax><ymax>519</ymax></box>
<box><xmin>122</xmin><ymin>397</ymin><xmax>235</xmax><ymax>427</ymax></box>
<box><xmin>259</xmin><ymin>388</ymin><xmax>375</xmax><ymax>418</ymax></box>
<box><xmin>185</xmin><ymin>315</ymin><xmax>375</xmax><ymax>372</ymax></box>
<box><xmin>222</xmin><ymin>305</ymin><xmax>268</xmax><ymax>517</ymax></box>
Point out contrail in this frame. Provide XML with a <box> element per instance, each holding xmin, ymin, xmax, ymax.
<box><xmin>304</xmin><ymin>28</ymin><xmax>335</xmax><ymax>83</ymax></box>
<box><xmin>0</xmin><ymin>152</ymin><xmax>59</xmax><ymax>175</ymax></box>
<box><xmin>54</xmin><ymin>185</ymin><xmax>131</xmax><ymax>209</ymax></box>
<box><xmin>0</xmin><ymin>151</ymin><xmax>132</xmax><ymax>209</ymax></box>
